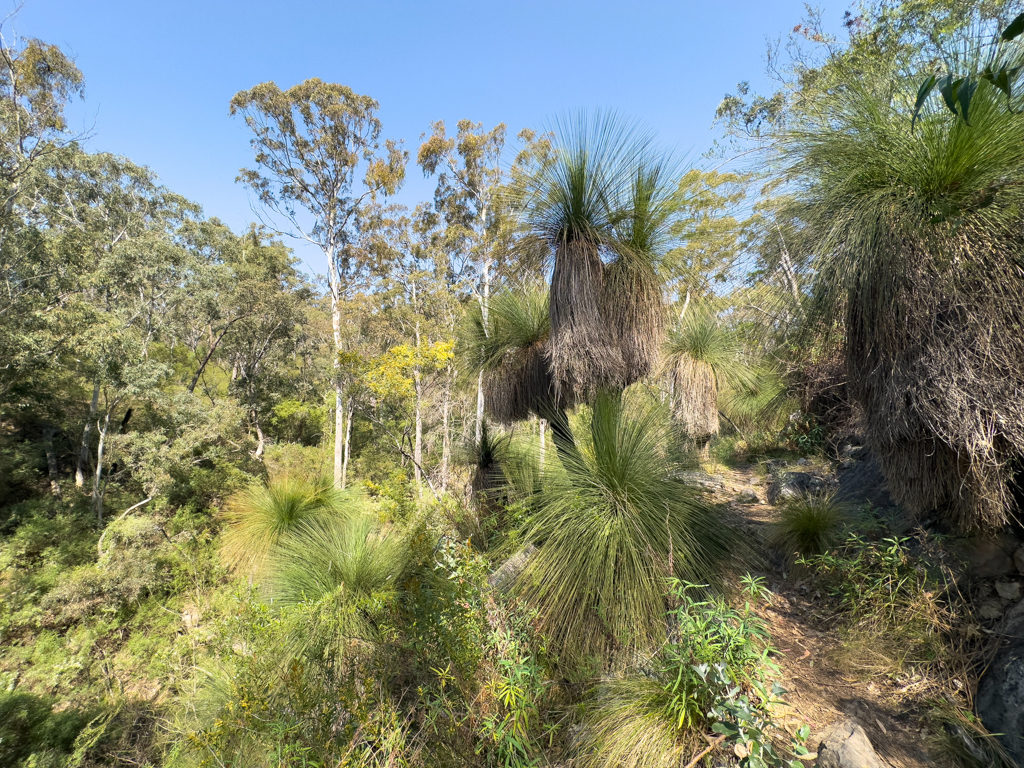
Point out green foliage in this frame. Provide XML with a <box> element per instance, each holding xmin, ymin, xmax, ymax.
<box><xmin>221</xmin><ymin>474</ymin><xmax>358</xmax><ymax>576</ymax></box>
<box><xmin>514</xmin><ymin>392</ymin><xmax>732</xmax><ymax>664</ymax></box>
<box><xmin>0</xmin><ymin>692</ymin><xmax>98</xmax><ymax>768</ymax></box>
<box><xmin>772</xmin><ymin>493</ymin><xmax>848</xmax><ymax>561</ymax></box>
<box><xmin>800</xmin><ymin>534</ymin><xmax>958</xmax><ymax>675</ymax></box>
<box><xmin>580</xmin><ymin>578</ymin><xmax>811</xmax><ymax>768</ymax></box>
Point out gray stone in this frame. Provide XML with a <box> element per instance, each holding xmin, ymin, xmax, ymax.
<box><xmin>767</xmin><ymin>472</ymin><xmax>821</xmax><ymax>504</ymax></box>
<box><xmin>977</xmin><ymin>598</ymin><xmax>1024</xmax><ymax>763</ymax></box>
<box><xmin>797</xmin><ymin>457</ymin><xmax>810</xmax><ymax>466</ymax></box>
<box><xmin>815</xmin><ymin>719</ymin><xmax>883</xmax><ymax>768</ymax></box>
<box><xmin>955</xmin><ymin>536</ymin><xmax>1018</xmax><ymax>579</ymax></box>
<box><xmin>834</xmin><ymin>450</ymin><xmax>896</xmax><ymax>511</ymax></box>
<box><xmin>1015</xmin><ymin>545</ymin><xmax>1024</xmax><ymax>575</ymax></box>
<box><xmin>736</xmin><ymin>490</ymin><xmax>760</xmax><ymax>505</ymax></box>
<box><xmin>980</xmin><ymin>600</ymin><xmax>1006</xmax><ymax>621</ymax></box>
<box><xmin>997</xmin><ymin>581</ymin><xmax>1023</xmax><ymax>601</ymax></box>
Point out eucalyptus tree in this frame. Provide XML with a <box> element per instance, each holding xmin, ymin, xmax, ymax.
<box><xmin>231</xmin><ymin>79</ymin><xmax>407</xmax><ymax>488</ymax></box>
<box><xmin>417</xmin><ymin>121</ymin><xmax>549</xmax><ymax>442</ymax></box>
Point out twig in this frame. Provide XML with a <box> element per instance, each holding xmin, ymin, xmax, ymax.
<box><xmin>684</xmin><ymin>734</ymin><xmax>727</xmax><ymax>768</ymax></box>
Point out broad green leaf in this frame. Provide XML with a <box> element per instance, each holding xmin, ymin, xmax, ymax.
<box><xmin>938</xmin><ymin>75</ymin><xmax>960</xmax><ymax>117</ymax></box>
<box><xmin>911</xmin><ymin>74</ymin><xmax>938</xmax><ymax>132</ymax></box>
<box><xmin>1002</xmin><ymin>12</ymin><xmax>1024</xmax><ymax>41</ymax></box>
<box><xmin>957</xmin><ymin>77</ymin><xmax>978</xmax><ymax>125</ymax></box>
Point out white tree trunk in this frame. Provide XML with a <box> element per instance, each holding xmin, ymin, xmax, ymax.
<box><xmin>93</xmin><ymin>409</ymin><xmax>111</xmax><ymax>525</ymax></box>
<box><xmin>76</xmin><ymin>381</ymin><xmax>100</xmax><ymax>487</ymax></box>
<box><xmin>44</xmin><ymin>426</ymin><xmax>61</xmax><ymax>499</ymax></box>
<box><xmin>341</xmin><ymin>397</ymin><xmax>354</xmax><ymax>489</ymax></box>
<box><xmin>440</xmin><ymin>365</ymin><xmax>453</xmax><ymax>493</ymax></box>
<box><xmin>331</xmin><ymin>288</ymin><xmax>344</xmax><ymax>489</ymax></box>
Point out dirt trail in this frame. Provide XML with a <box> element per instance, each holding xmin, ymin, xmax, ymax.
<box><xmin>706</xmin><ymin>462</ymin><xmax>935</xmax><ymax>768</ymax></box>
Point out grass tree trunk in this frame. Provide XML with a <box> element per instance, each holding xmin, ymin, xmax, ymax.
<box><xmin>76</xmin><ymin>381</ymin><xmax>100</xmax><ymax>487</ymax></box>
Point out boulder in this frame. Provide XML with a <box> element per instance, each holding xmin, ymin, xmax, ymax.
<box><xmin>1015</xmin><ymin>545</ymin><xmax>1024</xmax><ymax>575</ymax></box>
<box><xmin>834</xmin><ymin>450</ymin><xmax>897</xmax><ymax>511</ymax></box>
<box><xmin>954</xmin><ymin>535</ymin><xmax>1019</xmax><ymax>579</ymax></box>
<box><xmin>977</xmin><ymin>597</ymin><xmax>1024</xmax><ymax>763</ymax></box>
<box><xmin>997</xmin><ymin>581</ymin><xmax>1023</xmax><ymax>601</ymax></box>
<box><xmin>735</xmin><ymin>490</ymin><xmax>761</xmax><ymax>505</ymax></box>
<box><xmin>767</xmin><ymin>472</ymin><xmax>822</xmax><ymax>504</ymax></box>
<box><xmin>815</xmin><ymin>719</ymin><xmax>883</xmax><ymax>768</ymax></box>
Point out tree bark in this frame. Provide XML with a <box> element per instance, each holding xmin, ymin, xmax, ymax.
<box><xmin>76</xmin><ymin>381</ymin><xmax>100</xmax><ymax>487</ymax></box>
<box><xmin>440</xmin><ymin>364</ymin><xmax>453</xmax><ymax>493</ymax></box>
<box><xmin>43</xmin><ymin>426</ymin><xmax>61</xmax><ymax>499</ymax></box>
<box><xmin>341</xmin><ymin>396</ymin><xmax>354</xmax><ymax>489</ymax></box>
<box><xmin>93</xmin><ymin>409</ymin><xmax>111</xmax><ymax>525</ymax></box>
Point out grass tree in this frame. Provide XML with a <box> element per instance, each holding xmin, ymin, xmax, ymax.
<box><xmin>514</xmin><ymin>393</ymin><xmax>731</xmax><ymax>665</ymax></box>
<box><xmin>664</xmin><ymin>309</ymin><xmax>758</xmax><ymax>456</ymax></box>
<box><xmin>220</xmin><ymin>474</ymin><xmax>357</xmax><ymax>578</ymax></box>
<box><xmin>780</xmin><ymin>38</ymin><xmax>1024</xmax><ymax>531</ymax></box>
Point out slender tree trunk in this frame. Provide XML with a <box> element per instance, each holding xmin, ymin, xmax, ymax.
<box><xmin>187</xmin><ymin>325</ymin><xmax>232</xmax><ymax>393</ymax></box>
<box><xmin>341</xmin><ymin>396</ymin><xmax>354</xmax><ymax>489</ymax></box>
<box><xmin>43</xmin><ymin>426</ymin><xmax>61</xmax><ymax>499</ymax></box>
<box><xmin>475</xmin><ymin>257</ymin><xmax>492</xmax><ymax>444</ymax></box>
<box><xmin>440</xmin><ymin>365</ymin><xmax>453</xmax><ymax>493</ymax></box>
<box><xmin>93</xmin><ymin>409</ymin><xmax>111</xmax><ymax>525</ymax></box>
<box><xmin>414</xmin><ymin>370</ymin><xmax>422</xmax><ymax>492</ymax></box>
<box><xmin>254</xmin><ymin>418</ymin><xmax>266</xmax><ymax>458</ymax></box>
<box><xmin>76</xmin><ymin>381</ymin><xmax>100</xmax><ymax>487</ymax></box>
<box><xmin>332</xmin><ymin>295</ymin><xmax>344</xmax><ymax>489</ymax></box>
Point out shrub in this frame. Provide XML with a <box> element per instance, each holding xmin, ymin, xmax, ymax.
<box><xmin>579</xmin><ymin>578</ymin><xmax>811</xmax><ymax>768</ymax></box>
<box><xmin>771</xmin><ymin>493</ymin><xmax>848</xmax><ymax>561</ymax></box>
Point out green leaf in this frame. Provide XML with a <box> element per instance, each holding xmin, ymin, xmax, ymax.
<box><xmin>1002</xmin><ymin>12</ymin><xmax>1024</xmax><ymax>41</ymax></box>
<box><xmin>938</xmin><ymin>76</ymin><xmax>963</xmax><ymax>118</ymax></box>
<box><xmin>957</xmin><ymin>77</ymin><xmax>978</xmax><ymax>125</ymax></box>
<box><xmin>911</xmin><ymin>74</ymin><xmax>938</xmax><ymax>132</ymax></box>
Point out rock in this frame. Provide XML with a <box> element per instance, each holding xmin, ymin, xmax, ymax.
<box><xmin>834</xmin><ymin>449</ymin><xmax>897</xmax><ymax>511</ymax></box>
<box><xmin>766</xmin><ymin>472</ymin><xmax>821</xmax><ymax>504</ymax></box>
<box><xmin>980</xmin><ymin>600</ymin><xmax>1006</xmax><ymax>621</ymax></box>
<box><xmin>977</xmin><ymin>598</ymin><xmax>1024</xmax><ymax>763</ymax></box>
<box><xmin>1015</xmin><ymin>545</ymin><xmax>1024</xmax><ymax>575</ymax></box>
<box><xmin>997</xmin><ymin>581</ymin><xmax>1023</xmax><ymax>601</ymax></box>
<box><xmin>797</xmin><ymin>457</ymin><xmax>810</xmax><ymax>466</ymax></box>
<box><xmin>955</xmin><ymin>535</ymin><xmax>1019</xmax><ymax>579</ymax></box>
<box><xmin>736</xmin><ymin>490</ymin><xmax>760</xmax><ymax>505</ymax></box>
<box><xmin>815</xmin><ymin>719</ymin><xmax>883</xmax><ymax>768</ymax></box>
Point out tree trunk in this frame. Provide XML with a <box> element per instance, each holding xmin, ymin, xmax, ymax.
<box><xmin>341</xmin><ymin>397</ymin><xmax>354</xmax><ymax>489</ymax></box>
<box><xmin>93</xmin><ymin>409</ymin><xmax>111</xmax><ymax>525</ymax></box>
<box><xmin>475</xmin><ymin>257</ymin><xmax>491</xmax><ymax>444</ymax></box>
<box><xmin>332</xmin><ymin>294</ymin><xmax>344</xmax><ymax>489</ymax></box>
<box><xmin>254</xmin><ymin>418</ymin><xmax>266</xmax><ymax>458</ymax></box>
<box><xmin>440</xmin><ymin>364</ymin><xmax>453</xmax><ymax>493</ymax></box>
<box><xmin>43</xmin><ymin>426</ymin><xmax>61</xmax><ymax>499</ymax></box>
<box><xmin>414</xmin><ymin>366</ymin><xmax>423</xmax><ymax>491</ymax></box>
<box><xmin>76</xmin><ymin>381</ymin><xmax>100</xmax><ymax>487</ymax></box>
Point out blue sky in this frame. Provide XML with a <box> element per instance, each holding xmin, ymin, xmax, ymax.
<box><xmin>15</xmin><ymin>0</ymin><xmax>847</xmax><ymax>274</ymax></box>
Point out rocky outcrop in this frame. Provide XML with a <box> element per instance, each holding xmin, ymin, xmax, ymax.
<box><xmin>815</xmin><ymin>719</ymin><xmax>883</xmax><ymax>768</ymax></box>
<box><xmin>977</xmin><ymin>597</ymin><xmax>1024</xmax><ymax>763</ymax></box>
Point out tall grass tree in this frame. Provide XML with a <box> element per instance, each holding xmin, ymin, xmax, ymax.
<box><xmin>779</xmin><ymin>38</ymin><xmax>1024</xmax><ymax>530</ymax></box>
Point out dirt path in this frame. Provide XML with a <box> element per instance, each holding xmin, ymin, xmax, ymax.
<box><xmin>706</xmin><ymin>462</ymin><xmax>935</xmax><ymax>768</ymax></box>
